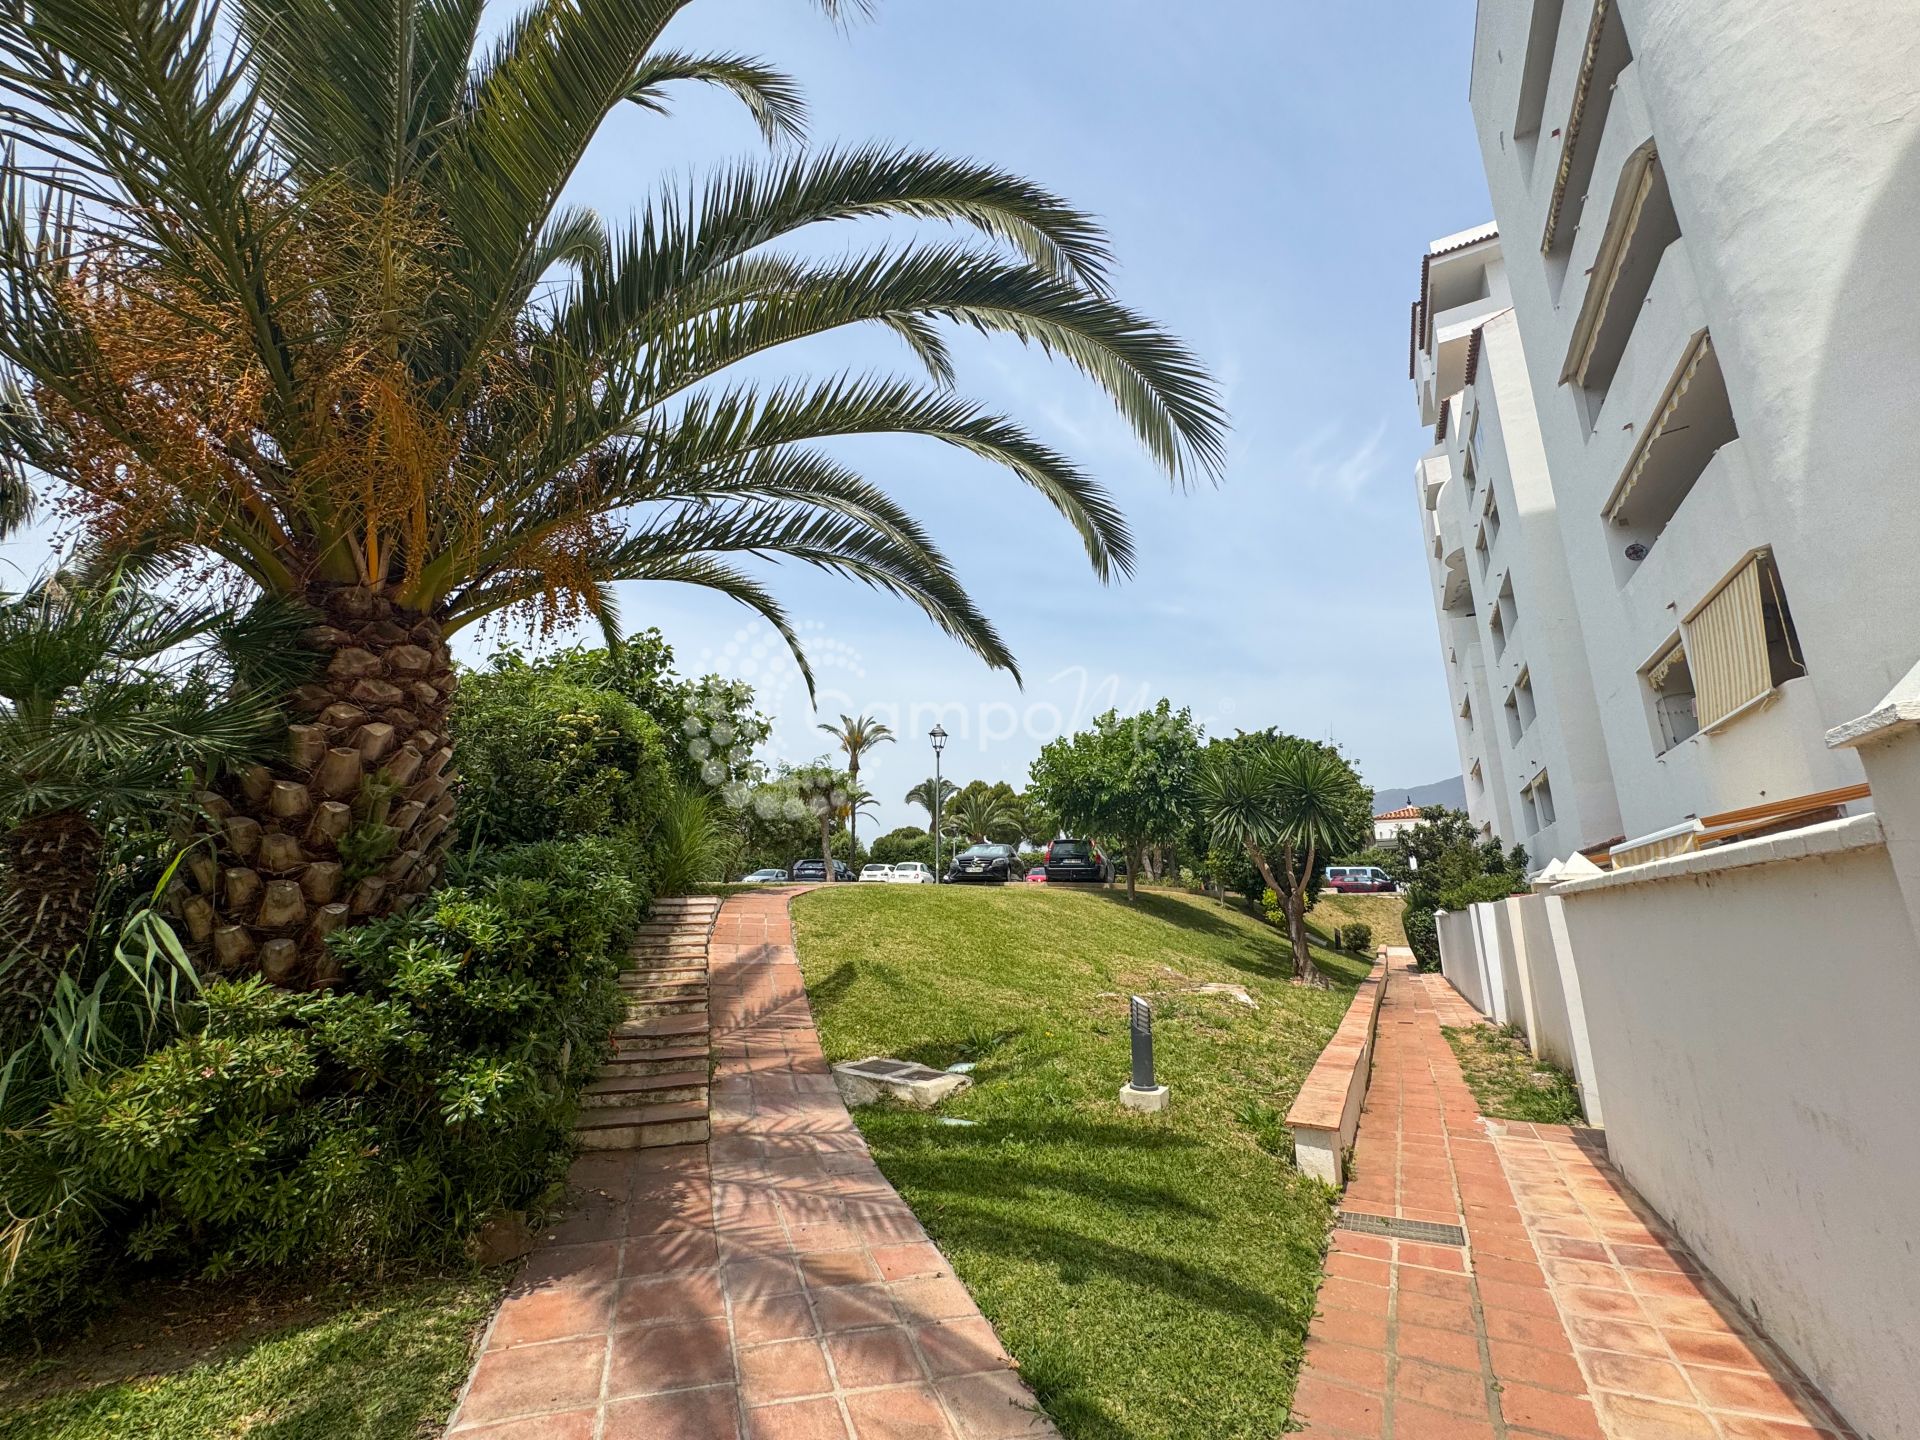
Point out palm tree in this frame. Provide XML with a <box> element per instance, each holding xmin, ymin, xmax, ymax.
<box><xmin>0</xmin><ymin>571</ymin><xmax>311</xmax><ymax>1035</ymax></box>
<box><xmin>905</xmin><ymin>776</ymin><xmax>958</xmax><ymax>836</ymax></box>
<box><xmin>1269</xmin><ymin>744</ymin><xmax>1367</xmax><ymax>988</ymax></box>
<box><xmin>1198</xmin><ymin>738</ymin><xmax>1364</xmax><ymax>986</ymax></box>
<box><xmin>834</xmin><ymin>784</ymin><xmax>881</xmax><ymax>863</ymax></box>
<box><xmin>0</xmin><ymin>0</ymin><xmax>1226</xmax><ymax>980</ymax></box>
<box><xmin>941</xmin><ymin>789</ymin><xmax>1017</xmax><ymax>846</ymax></box>
<box><xmin>818</xmin><ymin>714</ymin><xmax>892</xmax><ymax>859</ymax></box>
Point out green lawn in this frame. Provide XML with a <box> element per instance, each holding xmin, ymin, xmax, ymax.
<box><xmin>1443</xmin><ymin>1022</ymin><xmax>1586</xmax><ymax>1125</ymax></box>
<box><xmin>0</xmin><ymin>1271</ymin><xmax>502</xmax><ymax>1440</ymax></box>
<box><xmin>791</xmin><ymin>885</ymin><xmax>1369</xmax><ymax>1440</ymax></box>
<box><xmin>1307</xmin><ymin>890</ymin><xmax>1408</xmax><ymax>948</ymax></box>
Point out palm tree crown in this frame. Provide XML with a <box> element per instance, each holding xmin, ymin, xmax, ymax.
<box><xmin>0</xmin><ymin>0</ymin><xmax>1225</xmax><ymax>976</ymax></box>
<box><xmin>0</xmin><ymin>0</ymin><xmax>1226</xmax><ymax>680</ymax></box>
<box><xmin>819</xmin><ymin>712</ymin><xmax>892</xmax><ymax>856</ymax></box>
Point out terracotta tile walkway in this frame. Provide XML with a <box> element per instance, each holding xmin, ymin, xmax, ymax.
<box><xmin>1294</xmin><ymin>950</ymin><xmax>1858</xmax><ymax>1440</ymax></box>
<box><xmin>447</xmin><ymin>888</ymin><xmax>1056</xmax><ymax>1440</ymax></box>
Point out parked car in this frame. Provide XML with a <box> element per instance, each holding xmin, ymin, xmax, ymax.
<box><xmin>946</xmin><ymin>842</ymin><xmax>1026</xmax><ymax>883</ymax></box>
<box><xmin>1324</xmin><ymin>865</ymin><xmax>1396</xmax><ymax>893</ymax></box>
<box><xmin>1043</xmin><ymin>837</ymin><xmax>1112</xmax><ymax>884</ymax></box>
<box><xmin>790</xmin><ymin>857</ymin><xmax>856</xmax><ymax>882</ymax></box>
<box><xmin>742</xmin><ymin>868</ymin><xmax>788</xmax><ymax>884</ymax></box>
<box><xmin>888</xmin><ymin>862</ymin><xmax>937</xmax><ymax>885</ymax></box>
<box><xmin>859</xmin><ymin>863</ymin><xmax>895</xmax><ymax>882</ymax></box>
<box><xmin>1023</xmin><ymin>867</ymin><xmax>1048</xmax><ymax>884</ymax></box>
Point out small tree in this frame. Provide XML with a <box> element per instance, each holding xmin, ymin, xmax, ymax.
<box><xmin>1391</xmin><ymin>807</ymin><xmax>1529</xmax><ymax>970</ymax></box>
<box><xmin>1197</xmin><ymin>733</ymin><xmax>1368</xmax><ymax>985</ymax></box>
<box><xmin>1028</xmin><ymin>701</ymin><xmax>1200</xmax><ymax>903</ymax></box>
<box><xmin>791</xmin><ymin>766</ymin><xmax>854</xmax><ymax>881</ymax></box>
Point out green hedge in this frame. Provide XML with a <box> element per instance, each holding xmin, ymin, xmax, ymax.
<box><xmin>0</xmin><ymin>834</ymin><xmax>645</xmax><ymax>1331</ymax></box>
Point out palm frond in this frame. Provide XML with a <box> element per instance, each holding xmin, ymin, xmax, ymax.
<box><xmin>627</xmin><ymin>51</ymin><xmax>807</xmax><ymax>146</ymax></box>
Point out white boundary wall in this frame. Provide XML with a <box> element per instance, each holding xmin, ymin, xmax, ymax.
<box><xmin>1552</xmin><ymin>817</ymin><xmax>1920</xmax><ymax>1438</ymax></box>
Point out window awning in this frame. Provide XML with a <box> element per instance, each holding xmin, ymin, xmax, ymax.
<box><xmin>1564</xmin><ymin>146</ymin><xmax>1659</xmax><ymax>387</ymax></box>
<box><xmin>1603</xmin><ymin>332</ymin><xmax>1714</xmax><ymax>523</ymax></box>
<box><xmin>1687</xmin><ymin>557</ymin><xmax>1770</xmax><ymax>730</ymax></box>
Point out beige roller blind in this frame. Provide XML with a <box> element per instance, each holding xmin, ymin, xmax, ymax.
<box><xmin>1687</xmin><ymin>558</ymin><xmax>1770</xmax><ymax>728</ymax></box>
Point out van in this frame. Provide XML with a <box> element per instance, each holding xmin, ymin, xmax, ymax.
<box><xmin>1324</xmin><ymin>865</ymin><xmax>1395</xmax><ymax>893</ymax></box>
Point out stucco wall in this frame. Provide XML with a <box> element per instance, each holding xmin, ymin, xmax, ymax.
<box><xmin>1435</xmin><ymin>907</ymin><xmax>1486</xmax><ymax>1014</ymax></box>
<box><xmin>1511</xmin><ymin>895</ymin><xmax>1574</xmax><ymax>1072</ymax></box>
<box><xmin>1555</xmin><ymin>820</ymin><xmax>1920</xmax><ymax>1438</ymax></box>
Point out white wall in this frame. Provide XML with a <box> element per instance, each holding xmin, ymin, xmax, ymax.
<box><xmin>1554</xmin><ymin>818</ymin><xmax>1920</xmax><ymax>1439</ymax></box>
<box><xmin>1466</xmin><ymin>0</ymin><xmax>1918</xmax><ymax>845</ymax></box>
<box><xmin>1435</xmin><ymin>907</ymin><xmax>1486</xmax><ymax>1014</ymax></box>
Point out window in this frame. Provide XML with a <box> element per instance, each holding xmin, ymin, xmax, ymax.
<box><xmin>1504</xmin><ymin>671</ymin><xmax>1536</xmax><ymax>745</ymax></box>
<box><xmin>1488</xmin><ymin>600</ymin><xmax>1507</xmax><ymax>658</ymax></box>
<box><xmin>1490</xmin><ymin>576</ymin><xmax>1518</xmax><ymax>657</ymax></box>
<box><xmin>1606</xmin><ymin>333</ymin><xmax>1738</xmax><ymax>577</ymax></box>
<box><xmin>1514</xmin><ymin>0</ymin><xmax>1569</xmax><ymax>147</ymax></box>
<box><xmin>1543</xmin><ymin>0</ymin><xmax>1632</xmax><ymax>297</ymax></box>
<box><xmin>1682</xmin><ymin>552</ymin><xmax>1807</xmax><ymax>730</ymax></box>
<box><xmin>1476</xmin><ymin>523</ymin><xmax>1492</xmax><ymax>574</ymax></box>
<box><xmin>1521</xmin><ymin>771</ymin><xmax>1557</xmax><ymax>835</ymax></box>
<box><xmin>1460</xmin><ymin>694</ymin><xmax>1474</xmax><ymax>732</ymax></box>
<box><xmin>1565</xmin><ymin>148</ymin><xmax>1682</xmax><ymax>417</ymax></box>
<box><xmin>1643</xmin><ymin>639</ymin><xmax>1698</xmax><ymax>752</ymax></box>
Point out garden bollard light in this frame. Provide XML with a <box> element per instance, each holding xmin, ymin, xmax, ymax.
<box><xmin>1119</xmin><ymin>994</ymin><xmax>1170</xmax><ymax>1112</ymax></box>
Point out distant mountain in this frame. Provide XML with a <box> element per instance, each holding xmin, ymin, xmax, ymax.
<box><xmin>1372</xmin><ymin>776</ymin><xmax>1466</xmax><ymax>815</ymax></box>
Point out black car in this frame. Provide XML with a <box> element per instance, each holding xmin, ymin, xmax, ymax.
<box><xmin>946</xmin><ymin>843</ymin><xmax>1026</xmax><ymax>883</ymax></box>
<box><xmin>789</xmin><ymin>857</ymin><xmax>856</xmax><ymax>882</ymax></box>
<box><xmin>1043</xmin><ymin>837</ymin><xmax>1112</xmax><ymax>883</ymax></box>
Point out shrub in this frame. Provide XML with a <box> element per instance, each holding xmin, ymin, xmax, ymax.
<box><xmin>1404</xmin><ymin>903</ymin><xmax>1439</xmax><ymax>971</ymax></box>
<box><xmin>1338</xmin><ymin>922</ymin><xmax>1373</xmax><ymax>954</ymax></box>
<box><xmin>453</xmin><ymin>666</ymin><xmax>672</xmax><ymax>849</ymax></box>
<box><xmin>869</xmin><ymin>828</ymin><xmax>934</xmax><ymax>867</ymax></box>
<box><xmin>649</xmin><ymin>783</ymin><xmax>737</xmax><ymax>896</ymax></box>
<box><xmin>0</xmin><ymin>834</ymin><xmax>643</xmax><ymax>1331</ymax></box>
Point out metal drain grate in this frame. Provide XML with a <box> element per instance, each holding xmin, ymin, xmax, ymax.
<box><xmin>1335</xmin><ymin>1211</ymin><xmax>1467</xmax><ymax>1246</ymax></box>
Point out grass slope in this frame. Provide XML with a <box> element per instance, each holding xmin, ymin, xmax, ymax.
<box><xmin>1443</xmin><ymin>1023</ymin><xmax>1586</xmax><ymax>1125</ymax></box>
<box><xmin>792</xmin><ymin>886</ymin><xmax>1368</xmax><ymax>1440</ymax></box>
<box><xmin>0</xmin><ymin>1272</ymin><xmax>501</xmax><ymax>1440</ymax></box>
<box><xmin>1307</xmin><ymin>891</ymin><xmax>1407</xmax><ymax>948</ymax></box>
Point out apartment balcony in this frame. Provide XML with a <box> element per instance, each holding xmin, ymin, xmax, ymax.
<box><xmin>1585</xmin><ymin>238</ymin><xmax>1709</xmax><ymax>499</ymax></box>
<box><xmin>1558</xmin><ymin>62</ymin><xmax>1656</xmax><ymax>344</ymax></box>
<box><xmin>1435</xmin><ymin>473</ymin><xmax>1472</xmax><ymax>570</ymax></box>
<box><xmin>1416</xmin><ymin>291</ymin><xmax>1509</xmax><ymax>424</ymax></box>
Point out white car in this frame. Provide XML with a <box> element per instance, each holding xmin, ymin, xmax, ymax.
<box><xmin>742</xmin><ymin>868</ymin><xmax>788</xmax><ymax>884</ymax></box>
<box><xmin>888</xmin><ymin>862</ymin><xmax>937</xmax><ymax>885</ymax></box>
<box><xmin>858</xmin><ymin>863</ymin><xmax>895</xmax><ymax>882</ymax></box>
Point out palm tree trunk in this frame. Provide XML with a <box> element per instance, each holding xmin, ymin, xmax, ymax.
<box><xmin>1287</xmin><ymin>840</ymin><xmax>1325</xmax><ymax>988</ymax></box>
<box><xmin>198</xmin><ymin>583</ymin><xmax>458</xmax><ymax>988</ymax></box>
<box><xmin>847</xmin><ymin>758</ymin><xmax>859</xmax><ymax>863</ymax></box>
<box><xmin>819</xmin><ymin>814</ymin><xmax>835</xmax><ymax>882</ymax></box>
<box><xmin>0</xmin><ymin>808</ymin><xmax>101</xmax><ymax>1040</ymax></box>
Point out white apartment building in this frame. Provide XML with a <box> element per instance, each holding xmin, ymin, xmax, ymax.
<box><xmin>1413</xmin><ymin>227</ymin><xmax>1623</xmax><ymax>864</ymax></box>
<box><xmin>1414</xmin><ymin>0</ymin><xmax>1920</xmax><ymax>862</ymax></box>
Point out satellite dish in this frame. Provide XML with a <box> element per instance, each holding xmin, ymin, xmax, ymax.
<box><xmin>1625</xmin><ymin>542</ymin><xmax>1649</xmax><ymax>562</ymax></box>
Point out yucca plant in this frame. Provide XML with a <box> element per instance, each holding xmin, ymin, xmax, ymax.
<box><xmin>0</xmin><ymin>0</ymin><xmax>1224</xmax><ymax>981</ymax></box>
<box><xmin>0</xmin><ymin>570</ymin><xmax>311</xmax><ymax>1034</ymax></box>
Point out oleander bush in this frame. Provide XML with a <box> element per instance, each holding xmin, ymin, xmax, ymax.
<box><xmin>0</xmin><ymin>833</ymin><xmax>643</xmax><ymax>1333</ymax></box>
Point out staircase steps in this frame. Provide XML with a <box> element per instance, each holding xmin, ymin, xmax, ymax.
<box><xmin>572</xmin><ymin>895</ymin><xmax>719</xmax><ymax>1150</ymax></box>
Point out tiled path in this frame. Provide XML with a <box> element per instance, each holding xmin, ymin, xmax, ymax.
<box><xmin>1295</xmin><ymin>950</ymin><xmax>1857</xmax><ymax>1439</ymax></box>
<box><xmin>448</xmin><ymin>888</ymin><xmax>1056</xmax><ymax>1440</ymax></box>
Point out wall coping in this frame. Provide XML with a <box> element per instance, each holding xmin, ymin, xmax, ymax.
<box><xmin>1552</xmin><ymin>813</ymin><xmax>1886</xmax><ymax>897</ymax></box>
<box><xmin>1287</xmin><ymin>953</ymin><xmax>1389</xmax><ymax>1186</ymax></box>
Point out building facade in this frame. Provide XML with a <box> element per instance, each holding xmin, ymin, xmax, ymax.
<box><xmin>1412</xmin><ymin>228</ymin><xmax>1622</xmax><ymax>864</ymax></box>
<box><xmin>1414</xmin><ymin>0</ymin><xmax>1920</xmax><ymax>864</ymax></box>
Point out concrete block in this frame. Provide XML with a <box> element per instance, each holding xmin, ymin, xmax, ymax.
<box><xmin>834</xmin><ymin>1056</ymin><xmax>971</xmax><ymax>1109</ymax></box>
<box><xmin>1119</xmin><ymin>1083</ymin><xmax>1170</xmax><ymax>1113</ymax></box>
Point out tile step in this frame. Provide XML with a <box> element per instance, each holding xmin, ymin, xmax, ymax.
<box><xmin>625</xmin><ymin>999</ymin><xmax>709</xmax><ymax>1018</ymax></box>
<box><xmin>583</xmin><ymin>1070</ymin><xmax>707</xmax><ymax>1106</ymax></box>
<box><xmin>601</xmin><ymin>1047</ymin><xmax>708</xmax><ymax>1075</ymax></box>
<box><xmin>573</xmin><ymin>1106</ymin><xmax>710</xmax><ymax>1151</ymax></box>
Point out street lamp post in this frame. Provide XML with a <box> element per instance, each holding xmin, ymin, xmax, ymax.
<box><xmin>929</xmin><ymin>724</ymin><xmax>948</xmax><ymax>882</ymax></box>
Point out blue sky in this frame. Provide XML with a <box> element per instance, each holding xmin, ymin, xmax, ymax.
<box><xmin>4</xmin><ymin>0</ymin><xmax>1496</xmax><ymax>840</ymax></box>
<box><xmin>582</xmin><ymin>0</ymin><xmax>1498</xmax><ymax>835</ymax></box>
